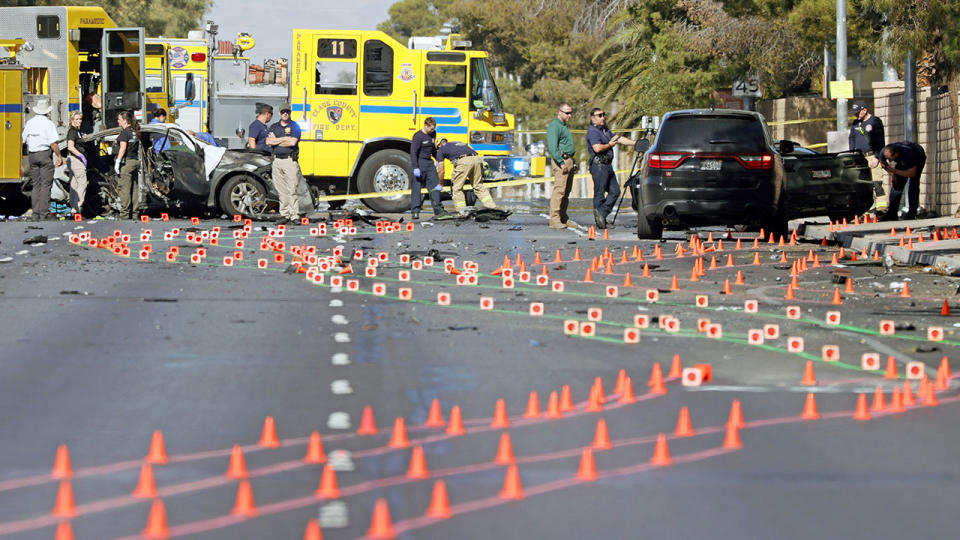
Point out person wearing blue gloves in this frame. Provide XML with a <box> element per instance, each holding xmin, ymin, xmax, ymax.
<box><xmin>409</xmin><ymin>117</ymin><xmax>451</xmax><ymax>220</ymax></box>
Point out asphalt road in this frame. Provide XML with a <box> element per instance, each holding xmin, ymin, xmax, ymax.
<box><xmin>0</xmin><ymin>199</ymin><xmax>958</xmax><ymax>540</ymax></box>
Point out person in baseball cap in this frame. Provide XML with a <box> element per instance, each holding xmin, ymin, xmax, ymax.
<box><xmin>848</xmin><ymin>99</ymin><xmax>887</xmax><ymax>212</ymax></box>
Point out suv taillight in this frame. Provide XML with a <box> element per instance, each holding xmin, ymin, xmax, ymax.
<box><xmin>737</xmin><ymin>154</ymin><xmax>774</xmax><ymax>170</ymax></box>
<box><xmin>648</xmin><ymin>153</ymin><xmax>689</xmax><ymax>169</ymax></box>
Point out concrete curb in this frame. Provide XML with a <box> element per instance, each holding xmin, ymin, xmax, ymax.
<box><xmin>796</xmin><ymin>217</ymin><xmax>960</xmax><ymax>276</ymax></box>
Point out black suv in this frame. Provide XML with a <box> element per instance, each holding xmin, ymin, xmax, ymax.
<box><xmin>630</xmin><ymin>109</ymin><xmax>786</xmax><ymax>239</ymax></box>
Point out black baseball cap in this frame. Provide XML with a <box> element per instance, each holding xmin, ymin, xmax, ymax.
<box><xmin>851</xmin><ymin>100</ymin><xmax>868</xmax><ymax>112</ymax></box>
<box><xmin>280</xmin><ymin>105</ymin><xmax>292</xmax><ymax>114</ymax></box>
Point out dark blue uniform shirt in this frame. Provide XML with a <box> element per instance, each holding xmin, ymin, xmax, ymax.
<box><xmin>410</xmin><ymin>130</ymin><xmax>437</xmax><ymax>169</ymax></box>
<box><xmin>437</xmin><ymin>141</ymin><xmax>477</xmax><ymax>162</ymax></box>
<box><xmin>887</xmin><ymin>141</ymin><xmax>925</xmax><ymax>176</ymax></box>
<box><xmin>248</xmin><ymin>119</ymin><xmax>269</xmax><ymax>150</ymax></box>
<box><xmin>586</xmin><ymin>125</ymin><xmax>614</xmax><ymax>160</ymax></box>
<box><xmin>848</xmin><ymin>115</ymin><xmax>885</xmax><ymax>159</ymax></box>
<box><xmin>268</xmin><ymin>121</ymin><xmax>301</xmax><ymax>158</ymax></box>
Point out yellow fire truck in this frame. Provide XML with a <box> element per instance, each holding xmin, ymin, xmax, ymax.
<box><xmin>145</xmin><ymin>33</ymin><xmax>209</xmax><ymax>133</ymax></box>
<box><xmin>207</xmin><ymin>28</ymin><xmax>543</xmax><ymax>212</ymax></box>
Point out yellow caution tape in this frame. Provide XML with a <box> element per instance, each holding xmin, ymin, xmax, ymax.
<box><xmin>317</xmin><ymin>169</ymin><xmax>633</xmax><ymax>202</ymax></box>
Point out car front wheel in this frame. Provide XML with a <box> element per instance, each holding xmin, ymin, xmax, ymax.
<box><xmin>219</xmin><ymin>174</ymin><xmax>270</xmax><ymax>219</ymax></box>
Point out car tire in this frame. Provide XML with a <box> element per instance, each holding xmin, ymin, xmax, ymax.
<box><xmin>357</xmin><ymin>150</ymin><xmax>411</xmax><ymax>213</ymax></box>
<box><xmin>762</xmin><ymin>201</ymin><xmax>788</xmax><ymax>240</ymax></box>
<box><xmin>637</xmin><ymin>214</ymin><xmax>663</xmax><ymax>240</ymax></box>
<box><xmin>218</xmin><ymin>174</ymin><xmax>269</xmax><ymax>219</ymax></box>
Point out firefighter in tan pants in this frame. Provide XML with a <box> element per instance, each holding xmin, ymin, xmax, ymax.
<box><xmin>436</xmin><ymin>138</ymin><xmax>496</xmax><ymax>215</ymax></box>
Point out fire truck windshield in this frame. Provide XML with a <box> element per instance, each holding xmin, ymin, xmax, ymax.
<box><xmin>470</xmin><ymin>58</ymin><xmax>503</xmax><ymax>114</ymax></box>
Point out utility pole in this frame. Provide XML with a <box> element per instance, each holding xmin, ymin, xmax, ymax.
<box><xmin>835</xmin><ymin>0</ymin><xmax>848</xmax><ymax>132</ymax></box>
<box><xmin>904</xmin><ymin>51</ymin><xmax>917</xmax><ymax>141</ymax></box>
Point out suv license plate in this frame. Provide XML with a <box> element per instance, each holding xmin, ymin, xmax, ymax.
<box><xmin>700</xmin><ymin>159</ymin><xmax>722</xmax><ymax>171</ymax></box>
<box><xmin>812</xmin><ymin>169</ymin><xmax>832</xmax><ymax>179</ymax></box>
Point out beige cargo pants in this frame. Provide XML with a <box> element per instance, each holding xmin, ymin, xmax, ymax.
<box><xmin>451</xmin><ymin>155</ymin><xmax>496</xmax><ymax>212</ymax></box>
<box><xmin>272</xmin><ymin>157</ymin><xmax>301</xmax><ymax>220</ymax></box>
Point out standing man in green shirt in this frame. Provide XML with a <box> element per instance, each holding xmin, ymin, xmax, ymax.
<box><xmin>547</xmin><ymin>103</ymin><xmax>578</xmax><ymax>229</ymax></box>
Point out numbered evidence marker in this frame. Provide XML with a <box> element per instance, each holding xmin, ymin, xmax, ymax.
<box><xmin>785</xmin><ymin>306</ymin><xmax>801</xmax><ymax>320</ymax></box>
<box><xmin>747</xmin><ymin>329</ymin><xmax>764</xmax><ymax>345</ymax></box>
<box><xmin>623</xmin><ymin>328</ymin><xmax>640</xmax><ymax>343</ymax></box>
<box><xmin>633</xmin><ymin>314</ymin><xmax>650</xmax><ymax>328</ymax></box>
<box><xmin>825</xmin><ymin>311</ymin><xmax>841</xmax><ymax>325</ymax></box>
<box><xmin>787</xmin><ymin>337</ymin><xmax>804</xmax><ymax>353</ymax></box>
<box><xmin>861</xmin><ymin>353</ymin><xmax>880</xmax><ymax>370</ymax></box>
<box><xmin>905</xmin><ymin>361</ymin><xmax>925</xmax><ymax>380</ymax></box>
<box><xmin>529</xmin><ymin>302</ymin><xmax>544</xmax><ymax>316</ymax></box>
<box><xmin>927</xmin><ymin>326</ymin><xmax>944</xmax><ymax>342</ymax></box>
<box><xmin>821</xmin><ymin>345</ymin><xmax>840</xmax><ymax>362</ymax></box>
<box><xmin>563</xmin><ymin>320</ymin><xmax>579</xmax><ymax>335</ymax></box>
<box><xmin>587</xmin><ymin>307</ymin><xmax>603</xmax><ymax>321</ymax></box>
<box><xmin>879</xmin><ymin>320</ymin><xmax>895</xmax><ymax>335</ymax></box>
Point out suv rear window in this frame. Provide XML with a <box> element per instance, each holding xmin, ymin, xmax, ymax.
<box><xmin>657</xmin><ymin>116</ymin><xmax>767</xmax><ymax>151</ymax></box>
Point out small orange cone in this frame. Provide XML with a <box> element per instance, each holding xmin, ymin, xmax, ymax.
<box><xmin>491</xmin><ymin>399</ymin><xmax>511</xmax><ymax>428</ymax></box>
<box><xmin>583</xmin><ymin>268</ymin><xmax>593</xmax><ymax>282</ymax></box>
<box><xmin>618</xmin><ymin>376</ymin><xmax>636</xmax><ymax>404</ymax></box>
<box><xmin>641</xmin><ymin>264</ymin><xmax>651</xmax><ymax>278</ymax></box>
<box><xmin>586</xmin><ymin>385</ymin><xmax>604</xmax><ymax>412</ymax></box>
<box><xmin>495</xmin><ymin>432</ymin><xmax>515</xmax><ymax>464</ymax></box>
<box><xmin>604</xmin><ymin>258</ymin><xmax>613</xmax><ymax>274</ymax></box>
<box><xmin>845</xmin><ymin>277</ymin><xmax>855</xmax><ymax>294</ymax></box>
<box><xmin>303</xmin><ymin>519</ymin><xmax>323</xmax><ymax>540</ymax></box>
<box><xmin>407</xmin><ymin>445</ymin><xmax>430</xmax><ymax>479</ymax></box>
<box><xmin>316</xmin><ymin>464</ymin><xmax>340</xmax><ymax>498</ymax></box>
<box><xmin>573</xmin><ymin>248</ymin><xmax>582</xmax><ymax>261</ymax></box>
<box><xmin>142</xmin><ymin>499</ymin><xmax>169</xmax><ymax>539</ymax></box>
<box><xmin>668</xmin><ymin>354</ymin><xmax>682</xmax><ymax>378</ymax></box>
<box><xmin>648</xmin><ymin>362</ymin><xmax>666</xmax><ymax>393</ymax></box>
<box><xmin>784</xmin><ymin>285</ymin><xmax>796</xmax><ymax>300</ymax></box>
<box><xmin>669</xmin><ymin>275</ymin><xmax>680</xmax><ymax>291</ymax></box>
<box><xmin>226</xmin><ymin>445</ymin><xmax>249</xmax><ymax>477</ymax></box>
<box><xmin>259</xmin><ymin>416</ymin><xmax>280</xmax><ymax>448</ymax></box>
<box><xmin>388</xmin><ymin>417</ymin><xmax>410</xmax><ymax>448</ymax></box>
<box><xmin>304</xmin><ymin>431</ymin><xmax>326</xmax><ymax>464</ymax></box>
<box><xmin>554</xmin><ymin>249</ymin><xmax>562</xmax><ymax>263</ymax></box>
<box><xmin>941</xmin><ymin>299</ymin><xmax>951</xmax><ymax>316</ymax></box>
<box><xmin>900</xmin><ymin>282</ymin><xmax>911</xmax><ymax>298</ymax></box>
<box><xmin>871</xmin><ymin>386</ymin><xmax>887</xmax><ymax>411</ymax></box>
<box><xmin>801</xmin><ymin>361</ymin><xmax>817</xmax><ymax>385</ymax></box>
<box><xmin>592</xmin><ymin>418</ymin><xmax>612</xmax><ymax>450</ymax></box>
<box><xmin>133</xmin><ymin>463</ymin><xmax>158</xmax><ymax>498</ymax></box>
<box><xmin>534</xmin><ymin>251</ymin><xmax>542</xmax><ymax>264</ymax></box>
<box><xmin>560</xmin><ymin>384</ymin><xmax>575</xmax><ymax>411</ymax></box>
<box><xmin>426</xmin><ymin>479</ymin><xmax>453</xmax><ymax>519</ymax></box>
<box><xmin>831</xmin><ymin>287</ymin><xmax>843</xmax><ymax>305</ymax></box>
<box><xmin>367</xmin><ymin>498</ymin><xmax>396</xmax><ymax>539</ymax></box>
<box><xmin>545</xmin><ymin>390</ymin><xmax>563</xmax><ymax>419</ymax></box>
<box><xmin>576</xmin><ymin>448</ymin><xmax>598</xmax><ymax>481</ymax></box>
<box><xmin>884</xmin><ymin>356</ymin><xmax>898</xmax><ymax>379</ymax></box>
<box><xmin>523</xmin><ymin>391</ymin><xmax>541</xmax><ymax>418</ymax></box>
<box><xmin>52</xmin><ymin>444</ymin><xmax>73</xmax><ymax>478</ymax></box>
<box><xmin>425</xmin><ymin>398</ymin><xmax>445</xmax><ymax>428</ymax></box>
<box><xmin>499</xmin><ymin>464</ymin><xmax>525</xmax><ymax>499</ymax></box>
<box><xmin>722</xmin><ymin>279</ymin><xmax>733</xmax><ymax>294</ymax></box>
<box><xmin>446</xmin><ymin>405</ymin><xmax>466</xmax><ymax>435</ymax></box>
<box><xmin>650</xmin><ymin>433</ymin><xmax>672</xmax><ymax>466</ymax></box>
<box><xmin>728</xmin><ymin>400</ymin><xmax>745</xmax><ymax>428</ymax></box>
<box><xmin>623</xmin><ymin>272</ymin><xmax>633</xmax><ymax>287</ymax></box>
<box><xmin>889</xmin><ymin>387</ymin><xmax>905</xmax><ymax>412</ymax></box>
<box><xmin>801</xmin><ymin>393</ymin><xmax>820</xmax><ymax>419</ymax></box>
<box><xmin>903</xmin><ymin>381</ymin><xmax>916</xmax><ymax>406</ymax></box>
<box><xmin>614</xmin><ymin>369</ymin><xmax>626</xmax><ymax>394</ymax></box>
<box><xmin>675</xmin><ymin>406</ymin><xmax>695</xmax><ymax>437</ymax></box>
<box><xmin>357</xmin><ymin>405</ymin><xmax>378</xmax><ymax>435</ymax></box>
<box><xmin>55</xmin><ymin>521</ymin><xmax>75</xmax><ymax>540</ymax></box>
<box><xmin>723</xmin><ymin>422</ymin><xmax>743</xmax><ymax>449</ymax></box>
<box><xmin>853</xmin><ymin>393</ymin><xmax>871</xmax><ymax>420</ymax></box>
<box><xmin>338</xmin><ymin>264</ymin><xmax>353</xmax><ymax>275</ymax></box>
<box><xmin>752</xmin><ymin>252</ymin><xmax>761</xmax><ymax>265</ymax></box>
<box><xmin>939</xmin><ymin>356</ymin><xmax>951</xmax><ymax>379</ymax></box>
<box><xmin>145</xmin><ymin>430</ymin><xmax>169</xmax><ymax>464</ymax></box>
<box><xmin>922</xmin><ymin>382</ymin><xmax>939</xmax><ymax>406</ymax></box>
<box><xmin>52</xmin><ymin>480</ymin><xmax>76</xmax><ymax>517</ymax></box>
<box><xmin>735</xmin><ymin>270</ymin><xmax>745</xmax><ymax>285</ymax></box>
<box><xmin>231</xmin><ymin>480</ymin><xmax>257</xmax><ymax>517</ymax></box>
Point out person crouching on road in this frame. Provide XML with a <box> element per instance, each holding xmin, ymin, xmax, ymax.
<box><xmin>436</xmin><ymin>138</ymin><xmax>496</xmax><ymax>216</ymax></box>
<box><xmin>586</xmin><ymin>107</ymin><xmax>634</xmax><ymax>230</ymax></box>
<box><xmin>65</xmin><ymin>112</ymin><xmax>89</xmax><ymax>215</ymax></box>
<box><xmin>115</xmin><ymin>110</ymin><xmax>141</xmax><ymax>219</ymax></box>
<box><xmin>409</xmin><ymin>117</ymin><xmax>451</xmax><ymax>220</ymax></box>
<box><xmin>266</xmin><ymin>106</ymin><xmax>303</xmax><ymax>226</ymax></box>
<box><xmin>879</xmin><ymin>141</ymin><xmax>926</xmax><ymax>221</ymax></box>
<box><xmin>21</xmin><ymin>98</ymin><xmax>63</xmax><ymax>220</ymax></box>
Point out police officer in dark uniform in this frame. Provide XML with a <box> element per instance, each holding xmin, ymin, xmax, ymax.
<box><xmin>247</xmin><ymin>103</ymin><xmax>273</xmax><ymax>150</ymax></box>
<box><xmin>879</xmin><ymin>141</ymin><xmax>926</xmax><ymax>221</ymax></box>
<box><xmin>266</xmin><ymin>106</ymin><xmax>302</xmax><ymax>225</ymax></box>
<box><xmin>409</xmin><ymin>117</ymin><xmax>451</xmax><ymax>220</ymax></box>
<box><xmin>848</xmin><ymin>100</ymin><xmax>886</xmax><ymax>211</ymax></box>
<box><xmin>586</xmin><ymin>107</ymin><xmax>634</xmax><ymax>229</ymax></box>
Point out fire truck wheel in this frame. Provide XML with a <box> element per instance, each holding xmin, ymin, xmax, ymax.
<box><xmin>357</xmin><ymin>149</ymin><xmax>412</xmax><ymax>213</ymax></box>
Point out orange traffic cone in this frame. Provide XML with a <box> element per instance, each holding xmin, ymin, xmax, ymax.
<box><xmin>722</xmin><ymin>279</ymin><xmax>733</xmax><ymax>294</ymax></box>
<box><xmin>831</xmin><ymin>287</ymin><xmax>843</xmax><ymax>305</ymax></box>
<box><xmin>55</xmin><ymin>521</ymin><xmax>75</xmax><ymax>540</ymax></box>
<box><xmin>650</xmin><ymin>433</ymin><xmax>672</xmax><ymax>466</ymax></box>
<box><xmin>573</xmin><ymin>248</ymin><xmax>582</xmax><ymax>261</ymax></box>
<box><xmin>226</xmin><ymin>445</ymin><xmax>249</xmax><ymax>478</ymax></box>
<box><xmin>258</xmin><ymin>417</ymin><xmax>280</xmax><ymax>448</ymax></box>
<box><xmin>304</xmin><ymin>432</ymin><xmax>326</xmax><ymax>464</ymax></box>
<box><xmin>425</xmin><ymin>398</ymin><xmax>445</xmax><ymax>428</ymax></box>
<box><xmin>499</xmin><ymin>465</ymin><xmax>525</xmax><ymax>499</ymax></box>
<box><xmin>648</xmin><ymin>362</ymin><xmax>666</xmax><ymax>394</ymax></box>
<box><xmin>51</xmin><ymin>444</ymin><xmax>72</xmax><ymax>479</ymax></box>
<box><xmin>388</xmin><ymin>417</ymin><xmax>410</xmax><ymax>448</ymax></box>
<box><xmin>495</xmin><ymin>432</ymin><xmax>515</xmax><ymax>464</ymax></box>
<box><xmin>900</xmin><ymin>282</ymin><xmax>911</xmax><ymax>298</ymax></box>
<box><xmin>723</xmin><ymin>422</ymin><xmax>743</xmax><ymax>449</ymax></box>
<box><xmin>491</xmin><ymin>399</ymin><xmax>510</xmax><ymax>428</ymax></box>
<box><xmin>446</xmin><ymin>405</ymin><xmax>466</xmax><ymax>435</ymax></box>
<box><xmin>642</xmin><ymin>264</ymin><xmax>651</xmax><ymax>278</ymax></box>
<box><xmin>941</xmin><ymin>299</ymin><xmax>951</xmax><ymax>316</ymax></box>
<box><xmin>407</xmin><ymin>445</ymin><xmax>430</xmax><ymax>479</ymax></box>
<box><xmin>231</xmin><ymin>480</ymin><xmax>257</xmax><ymax>517</ymax></box>
<box><xmin>523</xmin><ymin>391</ymin><xmax>541</xmax><ymax>418</ymax></box>
<box><xmin>426</xmin><ymin>479</ymin><xmax>453</xmax><ymax>519</ymax></box>
<box><xmin>728</xmin><ymin>400</ymin><xmax>745</xmax><ymax>428</ymax></box>
<box><xmin>939</xmin><ymin>356</ymin><xmax>951</xmax><ymax>379</ymax></box>
<box><xmin>367</xmin><ymin>498</ymin><xmax>396</xmax><ymax>539</ymax></box>
<box><xmin>735</xmin><ymin>271</ymin><xmax>745</xmax><ymax>285</ymax></box>
<box><xmin>357</xmin><ymin>405</ymin><xmax>378</xmax><ymax>435</ymax></box>
<box><xmin>903</xmin><ymin>381</ymin><xmax>916</xmax><ymax>406</ymax></box>
<box><xmin>534</xmin><ymin>251</ymin><xmax>542</xmax><ymax>264</ymax></box>
<box><xmin>675</xmin><ymin>406</ymin><xmax>695</xmax><ymax>437</ymax></box>
<box><xmin>871</xmin><ymin>386</ymin><xmax>886</xmax><ymax>411</ymax></box>
<box><xmin>576</xmin><ymin>448</ymin><xmax>598</xmax><ymax>481</ymax></box>
<box><xmin>52</xmin><ymin>480</ymin><xmax>76</xmax><ymax>517</ymax></box>
<box><xmin>145</xmin><ymin>430</ymin><xmax>169</xmax><ymax>464</ymax></box>
<box><xmin>316</xmin><ymin>464</ymin><xmax>340</xmax><ymax>498</ymax></box>
<box><xmin>669</xmin><ymin>275</ymin><xmax>680</xmax><ymax>291</ymax></box>
<box><xmin>889</xmin><ymin>387</ymin><xmax>905</xmax><ymax>412</ymax></box>
<box><xmin>142</xmin><ymin>499</ymin><xmax>169</xmax><ymax>539</ymax></box>
<box><xmin>586</xmin><ymin>385</ymin><xmax>604</xmax><ymax>412</ymax></box>
<box><xmin>801</xmin><ymin>361</ymin><xmax>817</xmax><ymax>385</ymax></box>
<box><xmin>583</xmin><ymin>268</ymin><xmax>593</xmax><ymax>282</ymax></box>
<box><xmin>845</xmin><ymin>277</ymin><xmax>855</xmax><ymax>294</ymax></box>
<box><xmin>669</xmin><ymin>354</ymin><xmax>682</xmax><ymax>378</ymax></box>
<box><xmin>560</xmin><ymin>384</ymin><xmax>574</xmax><ymax>411</ymax></box>
<box><xmin>884</xmin><ymin>356</ymin><xmax>898</xmax><ymax>379</ymax></box>
<box><xmin>592</xmin><ymin>418</ymin><xmax>612</xmax><ymax>450</ymax></box>
<box><xmin>623</xmin><ymin>272</ymin><xmax>633</xmax><ymax>287</ymax></box>
<box><xmin>784</xmin><ymin>285</ymin><xmax>796</xmax><ymax>300</ymax></box>
<box><xmin>801</xmin><ymin>393</ymin><xmax>820</xmax><ymax>419</ymax></box>
<box><xmin>853</xmin><ymin>393</ymin><xmax>871</xmax><ymax>420</ymax></box>
<box><xmin>618</xmin><ymin>376</ymin><xmax>636</xmax><ymax>404</ymax></box>
<box><xmin>303</xmin><ymin>519</ymin><xmax>323</xmax><ymax>540</ymax></box>
<box><xmin>133</xmin><ymin>463</ymin><xmax>158</xmax><ymax>498</ymax></box>
<box><xmin>545</xmin><ymin>390</ymin><xmax>563</xmax><ymax>419</ymax></box>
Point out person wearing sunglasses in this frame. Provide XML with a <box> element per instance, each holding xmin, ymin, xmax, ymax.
<box><xmin>546</xmin><ymin>103</ymin><xmax>578</xmax><ymax>229</ymax></box>
<box><xmin>586</xmin><ymin>108</ymin><xmax>635</xmax><ymax>229</ymax></box>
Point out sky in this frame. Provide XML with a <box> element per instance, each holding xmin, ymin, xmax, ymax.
<box><xmin>204</xmin><ymin>0</ymin><xmax>395</xmax><ymax>62</ymax></box>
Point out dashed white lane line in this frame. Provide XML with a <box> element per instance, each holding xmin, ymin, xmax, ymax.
<box><xmin>334</xmin><ymin>332</ymin><xmax>351</xmax><ymax>343</ymax></box>
<box><xmin>329</xmin><ymin>299</ymin><xmax>343</xmax><ymax>307</ymax></box>
<box><xmin>330</xmin><ymin>379</ymin><xmax>353</xmax><ymax>394</ymax></box>
<box><xmin>331</xmin><ymin>314</ymin><xmax>349</xmax><ymax>325</ymax></box>
<box><xmin>331</xmin><ymin>353</ymin><xmax>351</xmax><ymax>365</ymax></box>
<box><xmin>327</xmin><ymin>412</ymin><xmax>351</xmax><ymax>430</ymax></box>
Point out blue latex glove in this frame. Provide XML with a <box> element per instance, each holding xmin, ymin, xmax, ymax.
<box><xmin>433</xmin><ymin>184</ymin><xmax>443</xmax><ymax>191</ymax></box>
<box><xmin>79</xmin><ymin>155</ymin><xmax>87</xmax><ymax>167</ymax></box>
<box><xmin>413</xmin><ymin>168</ymin><xmax>421</xmax><ymax>177</ymax></box>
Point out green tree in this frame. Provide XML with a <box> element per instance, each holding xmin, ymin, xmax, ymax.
<box><xmin>0</xmin><ymin>0</ymin><xmax>211</xmax><ymax>37</ymax></box>
<box><xmin>376</xmin><ymin>0</ymin><xmax>455</xmax><ymax>40</ymax></box>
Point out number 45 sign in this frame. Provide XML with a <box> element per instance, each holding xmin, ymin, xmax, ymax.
<box><xmin>733</xmin><ymin>78</ymin><xmax>762</xmax><ymax>97</ymax></box>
